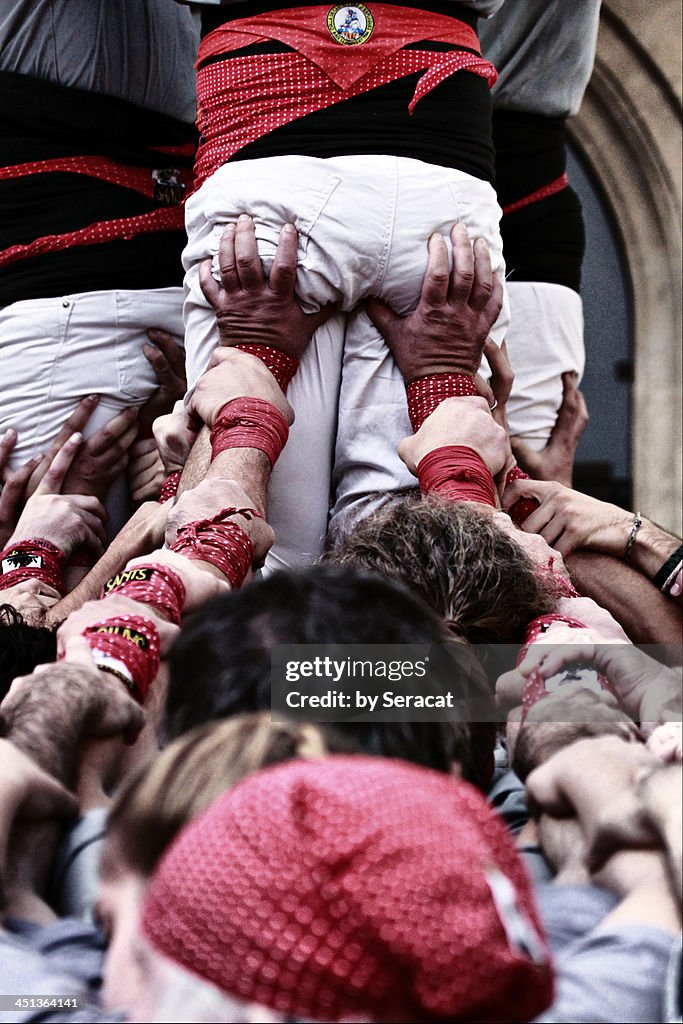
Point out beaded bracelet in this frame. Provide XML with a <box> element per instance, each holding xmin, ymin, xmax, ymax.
<box><xmin>101</xmin><ymin>563</ymin><xmax>186</xmax><ymax>625</ymax></box>
<box><xmin>0</xmin><ymin>539</ymin><xmax>66</xmax><ymax>597</ymax></box>
<box><xmin>406</xmin><ymin>373</ymin><xmax>478</xmax><ymax>432</ymax></box>
<box><xmin>234</xmin><ymin>343</ymin><xmax>299</xmax><ymax>392</ymax></box>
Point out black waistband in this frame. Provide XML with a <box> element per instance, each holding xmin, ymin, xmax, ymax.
<box><xmin>492</xmin><ymin>110</ymin><xmax>567</xmax><ymax>208</ymax></box>
<box><xmin>201</xmin><ymin>1</ymin><xmax>478</xmax><ymax>35</ymax></box>
<box><xmin>0</xmin><ymin>71</ymin><xmax>196</xmax><ymax>305</ymax></box>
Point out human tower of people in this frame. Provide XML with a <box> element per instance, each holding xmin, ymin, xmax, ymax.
<box><xmin>0</xmin><ymin>1</ymin><xmax>680</xmax><ymax>1022</ymax></box>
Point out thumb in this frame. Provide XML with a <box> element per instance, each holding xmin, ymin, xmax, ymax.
<box><xmin>306</xmin><ymin>299</ymin><xmax>340</xmax><ymax>333</ymax></box>
<box><xmin>510</xmin><ymin>436</ymin><xmax>543</xmax><ymax>478</ymax></box>
<box><xmin>366</xmin><ymin>297</ymin><xmax>398</xmax><ymax>338</ymax></box>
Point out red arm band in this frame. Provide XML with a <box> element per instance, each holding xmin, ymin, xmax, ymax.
<box><xmin>416</xmin><ymin>446</ymin><xmax>497</xmax><ymax>508</ymax></box>
<box><xmin>406</xmin><ymin>373</ymin><xmax>478</xmax><ymax>431</ymax></box>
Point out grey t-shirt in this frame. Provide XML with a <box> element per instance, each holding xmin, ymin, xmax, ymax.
<box><xmin>535</xmin><ymin>884</ymin><xmax>678</xmax><ymax>1024</ymax></box>
<box><xmin>0</xmin><ymin>920</ymin><xmax>118</xmax><ymax>1024</ymax></box>
<box><xmin>479</xmin><ymin>0</ymin><xmax>602</xmax><ymax>117</ymax></box>
<box><xmin>0</xmin><ymin>0</ymin><xmax>199</xmax><ymax>123</ymax></box>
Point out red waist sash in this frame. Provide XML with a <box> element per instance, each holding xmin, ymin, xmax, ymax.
<box><xmin>195</xmin><ymin>4</ymin><xmax>497</xmax><ymax>186</ymax></box>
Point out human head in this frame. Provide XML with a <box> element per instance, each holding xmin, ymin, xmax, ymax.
<box><xmin>98</xmin><ymin>714</ymin><xmax>342</xmax><ymax>1015</ymax></box>
<box><xmin>325</xmin><ymin>494</ymin><xmax>556</xmax><ymax>644</ymax></box>
<box><xmin>0</xmin><ymin>603</ymin><xmax>56</xmax><ymax>702</ymax></box>
<box><xmin>139</xmin><ymin>756</ymin><xmax>553</xmax><ymax>1022</ymax></box>
<box><xmin>166</xmin><ymin>565</ymin><xmax>497</xmax><ymax>786</ymax></box>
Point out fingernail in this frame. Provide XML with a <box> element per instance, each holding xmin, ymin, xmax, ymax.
<box><xmin>143</xmin><ymin>344</ymin><xmax>156</xmax><ymax>356</ymax></box>
<box><xmin>474</xmin><ymin>237</ymin><xmax>488</xmax><ymax>252</ymax></box>
<box><xmin>455</xmin><ymin>222</ymin><xmax>468</xmax><ymax>235</ymax></box>
<box><xmin>237</xmin><ymin>213</ymin><xmax>251</xmax><ymax>225</ymax></box>
<box><xmin>281</xmin><ymin>222</ymin><xmax>296</xmax><ymax>234</ymax></box>
<box><xmin>2</xmin><ymin>428</ymin><xmax>15</xmax><ymax>442</ymax></box>
<box><xmin>69</xmin><ymin>432</ymin><xmax>82</xmax><ymax>444</ymax></box>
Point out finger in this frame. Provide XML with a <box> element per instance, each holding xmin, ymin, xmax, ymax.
<box><xmin>35</xmin><ymin>433</ymin><xmax>83</xmax><ymax>494</ymax></box>
<box><xmin>525</xmin><ymin>767</ymin><xmax>574</xmax><ymax>819</ymax></box>
<box><xmin>366</xmin><ymin>297</ymin><xmax>400</xmax><ymax>344</ymax></box>
<box><xmin>47</xmin><ymin>396</ymin><xmax>101</xmax><ymax>459</ymax></box>
<box><xmin>468</xmin><ymin>237</ymin><xmax>493</xmax><ymax>310</ymax></box>
<box><xmin>501</xmin><ymin>477</ymin><xmax>549</xmax><ymax>510</ymax></box>
<box><xmin>215</xmin><ymin>222</ymin><xmax>240</xmax><ymax>293</ymax></box>
<box><xmin>0</xmin><ymin>428</ymin><xmax>17</xmax><ymax>472</ymax></box>
<box><xmin>234</xmin><ymin>214</ymin><xmax>264</xmax><ymax>290</ymax></box>
<box><xmin>550</xmin><ymin>373</ymin><xmax>590</xmax><ymax>446</ymax></box>
<box><xmin>495</xmin><ymin>667</ymin><xmax>526</xmax><ymax>709</ymax></box>
<box><xmin>519</xmin><ymin>499</ymin><xmax>558</xmax><ymax>537</ymax></box>
<box><xmin>64</xmin><ymin>494</ymin><xmax>108</xmax><ymax>520</ymax></box>
<box><xmin>145</xmin><ymin>330</ymin><xmax>187</xmax><ymax>381</ymax></box>
<box><xmin>269</xmin><ymin>222</ymin><xmax>298</xmax><ymax>297</ymax></box>
<box><xmin>482</xmin><ymin>272</ymin><xmax>504</xmax><ymax>327</ymax></box>
<box><xmin>473</xmin><ymin>373</ymin><xmax>495</xmax><ymax>407</ymax></box>
<box><xmin>448</xmin><ymin>222</ymin><xmax>475</xmax><ymax>303</ymax></box>
<box><xmin>510</xmin><ymin>437</ymin><xmax>543</xmax><ymax>478</ymax></box>
<box><xmin>420</xmin><ymin>232</ymin><xmax>450</xmax><ymax>307</ymax></box>
<box><xmin>143</xmin><ymin>344</ymin><xmax>184</xmax><ymax>391</ymax></box>
<box><xmin>483</xmin><ymin>338</ymin><xmax>515</xmax><ymax>406</ymax></box>
<box><xmin>199</xmin><ymin>255</ymin><xmax>223</xmax><ymax>308</ymax></box>
<box><xmin>306</xmin><ymin>299</ymin><xmax>341</xmax><ymax>335</ymax></box>
<box><xmin>85</xmin><ymin>408</ymin><xmax>139</xmax><ymax>456</ymax></box>
<box><xmin>0</xmin><ymin>456</ymin><xmax>42</xmax><ymax>520</ymax></box>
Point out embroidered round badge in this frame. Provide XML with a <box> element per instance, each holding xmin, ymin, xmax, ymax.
<box><xmin>327</xmin><ymin>5</ymin><xmax>374</xmax><ymax>45</ymax></box>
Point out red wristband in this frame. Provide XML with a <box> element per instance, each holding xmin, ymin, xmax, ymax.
<box><xmin>210</xmin><ymin>397</ymin><xmax>289</xmax><ymax>466</ymax></box>
<box><xmin>101</xmin><ymin>563</ymin><xmax>186</xmax><ymax>625</ymax></box>
<box><xmin>505</xmin><ymin>466</ymin><xmax>540</xmax><ymax>526</ymax></box>
<box><xmin>417</xmin><ymin>446</ymin><xmax>497</xmax><ymax>507</ymax></box>
<box><xmin>407</xmin><ymin>373</ymin><xmax>478</xmax><ymax>431</ymax></box>
<box><xmin>518</xmin><ymin>614</ymin><xmax>615</xmax><ymax>722</ymax></box>
<box><xmin>234</xmin><ymin>344</ymin><xmax>299</xmax><ymax>392</ymax></box>
<box><xmin>159</xmin><ymin>470</ymin><xmax>182</xmax><ymax>504</ymax></box>
<box><xmin>79</xmin><ymin>613</ymin><xmax>161</xmax><ymax>703</ymax></box>
<box><xmin>0</xmin><ymin>539</ymin><xmax>66</xmax><ymax>596</ymax></box>
<box><xmin>170</xmin><ymin>506</ymin><xmax>262</xmax><ymax>589</ymax></box>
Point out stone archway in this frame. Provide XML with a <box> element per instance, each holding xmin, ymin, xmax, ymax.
<box><xmin>568</xmin><ymin>2</ymin><xmax>682</xmax><ymax>533</ymax></box>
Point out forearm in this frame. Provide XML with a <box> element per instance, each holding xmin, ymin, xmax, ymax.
<box><xmin>46</xmin><ymin>502</ymin><xmax>166</xmax><ymax>626</ymax></box>
<box><xmin>178</xmin><ymin>426</ymin><xmax>272</xmax><ymax>515</ymax></box>
<box><xmin>566</xmin><ymin>551</ymin><xmax>683</xmax><ymax>644</ymax></box>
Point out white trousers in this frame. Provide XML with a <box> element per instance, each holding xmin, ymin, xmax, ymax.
<box><xmin>503</xmin><ymin>281</ymin><xmax>585</xmax><ymax>450</ymax></box>
<box><xmin>183</xmin><ymin>154</ymin><xmax>509</xmax><ymax>570</ymax></box>
<box><xmin>0</xmin><ymin>287</ymin><xmax>184</xmax><ymax>530</ymax></box>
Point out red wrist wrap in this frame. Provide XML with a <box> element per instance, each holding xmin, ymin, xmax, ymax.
<box><xmin>0</xmin><ymin>539</ymin><xmax>66</xmax><ymax>596</ymax></box>
<box><xmin>80</xmin><ymin>613</ymin><xmax>160</xmax><ymax>703</ymax></box>
<box><xmin>505</xmin><ymin>466</ymin><xmax>540</xmax><ymax>526</ymax></box>
<box><xmin>210</xmin><ymin>397</ymin><xmax>289</xmax><ymax>466</ymax></box>
<box><xmin>417</xmin><ymin>446</ymin><xmax>497</xmax><ymax>507</ymax></box>
<box><xmin>518</xmin><ymin>614</ymin><xmax>615</xmax><ymax>722</ymax></box>
<box><xmin>169</xmin><ymin>506</ymin><xmax>262</xmax><ymax>589</ymax></box>
<box><xmin>101</xmin><ymin>563</ymin><xmax>186</xmax><ymax>625</ymax></box>
<box><xmin>234</xmin><ymin>344</ymin><xmax>299</xmax><ymax>392</ymax></box>
<box><xmin>407</xmin><ymin>373</ymin><xmax>477</xmax><ymax>431</ymax></box>
<box><xmin>159</xmin><ymin>470</ymin><xmax>182</xmax><ymax>504</ymax></box>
